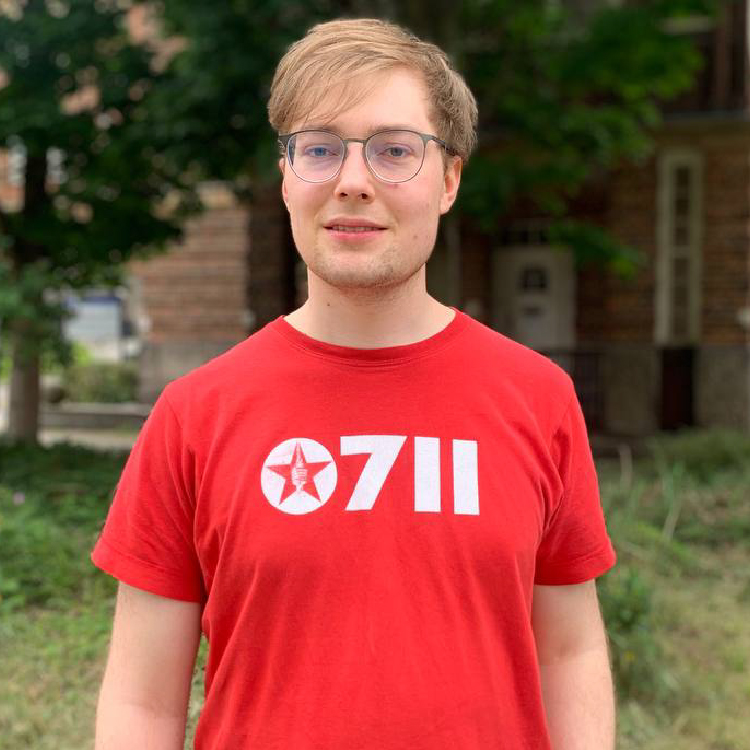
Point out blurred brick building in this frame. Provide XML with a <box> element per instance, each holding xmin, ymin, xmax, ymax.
<box><xmin>137</xmin><ymin>4</ymin><xmax>750</xmax><ymax>435</ymax></box>
<box><xmin>479</xmin><ymin>4</ymin><xmax>750</xmax><ymax>435</ymax></box>
<box><xmin>571</xmin><ymin>5</ymin><xmax>750</xmax><ymax>434</ymax></box>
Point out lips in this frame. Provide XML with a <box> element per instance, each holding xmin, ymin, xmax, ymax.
<box><xmin>326</xmin><ymin>225</ymin><xmax>386</xmax><ymax>233</ymax></box>
<box><xmin>324</xmin><ymin>217</ymin><xmax>387</xmax><ymax>232</ymax></box>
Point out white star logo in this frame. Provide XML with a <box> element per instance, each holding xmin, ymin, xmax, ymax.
<box><xmin>260</xmin><ymin>438</ymin><xmax>337</xmax><ymax>515</ymax></box>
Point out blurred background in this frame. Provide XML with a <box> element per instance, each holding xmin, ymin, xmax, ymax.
<box><xmin>0</xmin><ymin>1</ymin><xmax>749</xmax><ymax>748</ymax></box>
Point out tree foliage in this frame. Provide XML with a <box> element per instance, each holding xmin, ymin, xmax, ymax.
<box><xmin>0</xmin><ymin>0</ymin><xmax>718</xmax><ymax>440</ymax></box>
<box><xmin>0</xmin><ymin>0</ymin><xmax>200</xmax><ymax>439</ymax></box>
<box><xmin>0</xmin><ymin>0</ymin><xmax>197</xmax><ymax>282</ymax></box>
<box><xmin>144</xmin><ymin>0</ymin><xmax>345</xmax><ymax>191</ymax></box>
<box><xmin>151</xmin><ymin>0</ymin><xmax>717</xmax><ymax>266</ymax></box>
<box><xmin>455</xmin><ymin>0</ymin><xmax>716</xmax><ymax>241</ymax></box>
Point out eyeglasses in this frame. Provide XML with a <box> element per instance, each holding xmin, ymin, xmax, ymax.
<box><xmin>278</xmin><ymin>129</ymin><xmax>457</xmax><ymax>184</ymax></box>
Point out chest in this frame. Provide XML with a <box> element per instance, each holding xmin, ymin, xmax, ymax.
<box><xmin>191</xmin><ymin>393</ymin><xmax>558</xmax><ymax>602</ymax></box>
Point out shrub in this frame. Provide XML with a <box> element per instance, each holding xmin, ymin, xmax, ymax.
<box><xmin>0</xmin><ymin>439</ymin><xmax>125</xmax><ymax>504</ymax></box>
<box><xmin>0</xmin><ymin>440</ymin><xmax>125</xmax><ymax>612</ymax></box>
<box><xmin>0</xmin><ymin>495</ymin><xmax>112</xmax><ymax>611</ymax></box>
<box><xmin>647</xmin><ymin>428</ymin><xmax>750</xmax><ymax>484</ymax></box>
<box><xmin>603</xmin><ymin>432</ymin><xmax>750</xmax><ymax>554</ymax></box>
<box><xmin>599</xmin><ymin>565</ymin><xmax>677</xmax><ymax>705</ymax></box>
<box><xmin>63</xmin><ymin>361</ymin><xmax>139</xmax><ymax>403</ymax></box>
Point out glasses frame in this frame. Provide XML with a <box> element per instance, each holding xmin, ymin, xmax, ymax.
<box><xmin>278</xmin><ymin>128</ymin><xmax>458</xmax><ymax>184</ymax></box>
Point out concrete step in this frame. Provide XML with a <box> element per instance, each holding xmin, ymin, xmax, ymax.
<box><xmin>40</xmin><ymin>402</ymin><xmax>151</xmax><ymax>430</ymax></box>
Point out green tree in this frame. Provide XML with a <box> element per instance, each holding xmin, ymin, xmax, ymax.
<box><xmin>0</xmin><ymin>0</ymin><xmax>199</xmax><ymax>442</ymax></box>
<box><xmin>450</xmin><ymin>0</ymin><xmax>716</xmax><ymax>267</ymax></box>
<box><xmin>0</xmin><ymin>0</ymin><xmax>717</xmax><ymax>442</ymax></box>
<box><xmin>143</xmin><ymin>0</ymin><xmax>344</xmax><ymax>190</ymax></box>
<box><xmin>150</xmin><ymin>0</ymin><xmax>715</xmax><ymax>273</ymax></box>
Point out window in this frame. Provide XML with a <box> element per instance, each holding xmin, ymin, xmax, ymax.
<box><xmin>520</xmin><ymin>266</ymin><xmax>548</xmax><ymax>291</ymax></box>
<box><xmin>655</xmin><ymin>151</ymin><xmax>702</xmax><ymax>345</ymax></box>
<box><xmin>499</xmin><ymin>219</ymin><xmax>551</xmax><ymax>247</ymax></box>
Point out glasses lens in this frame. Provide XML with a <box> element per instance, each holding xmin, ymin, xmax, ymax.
<box><xmin>366</xmin><ymin>131</ymin><xmax>424</xmax><ymax>182</ymax></box>
<box><xmin>289</xmin><ymin>131</ymin><xmax>343</xmax><ymax>182</ymax></box>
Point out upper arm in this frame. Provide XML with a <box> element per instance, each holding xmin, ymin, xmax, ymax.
<box><xmin>100</xmin><ymin>582</ymin><xmax>203</xmax><ymax>716</ymax></box>
<box><xmin>531</xmin><ymin>580</ymin><xmax>608</xmax><ymax>665</ymax></box>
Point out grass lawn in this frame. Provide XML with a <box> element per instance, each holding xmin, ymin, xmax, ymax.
<box><xmin>1</xmin><ymin>431</ymin><xmax>749</xmax><ymax>749</ymax></box>
<box><xmin>615</xmin><ymin>544</ymin><xmax>750</xmax><ymax>749</ymax></box>
<box><xmin>0</xmin><ymin>597</ymin><xmax>115</xmax><ymax>749</ymax></box>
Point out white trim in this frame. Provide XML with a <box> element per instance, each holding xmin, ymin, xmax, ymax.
<box><xmin>655</xmin><ymin>150</ymin><xmax>703</xmax><ymax>345</ymax></box>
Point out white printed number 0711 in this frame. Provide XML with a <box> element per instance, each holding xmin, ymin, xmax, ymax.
<box><xmin>260</xmin><ymin>435</ymin><xmax>479</xmax><ymax>517</ymax></box>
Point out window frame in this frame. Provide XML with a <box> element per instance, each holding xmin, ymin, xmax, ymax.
<box><xmin>655</xmin><ymin>149</ymin><xmax>703</xmax><ymax>346</ymax></box>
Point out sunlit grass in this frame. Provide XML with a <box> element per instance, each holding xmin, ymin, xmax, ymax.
<box><xmin>0</xmin><ymin>597</ymin><xmax>114</xmax><ymax>750</ymax></box>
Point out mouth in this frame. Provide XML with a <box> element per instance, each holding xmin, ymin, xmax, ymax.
<box><xmin>325</xmin><ymin>225</ymin><xmax>387</xmax><ymax>234</ymax></box>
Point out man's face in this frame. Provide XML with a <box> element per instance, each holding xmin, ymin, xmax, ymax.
<box><xmin>280</xmin><ymin>67</ymin><xmax>462</xmax><ymax>292</ymax></box>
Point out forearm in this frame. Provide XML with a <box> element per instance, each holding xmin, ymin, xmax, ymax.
<box><xmin>94</xmin><ymin>584</ymin><xmax>202</xmax><ymax>750</ymax></box>
<box><xmin>539</xmin><ymin>644</ymin><xmax>615</xmax><ymax>750</ymax></box>
<box><xmin>95</xmin><ymin>690</ymin><xmax>188</xmax><ymax>750</ymax></box>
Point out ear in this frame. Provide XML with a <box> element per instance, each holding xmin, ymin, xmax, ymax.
<box><xmin>439</xmin><ymin>156</ymin><xmax>463</xmax><ymax>215</ymax></box>
<box><xmin>280</xmin><ymin>158</ymin><xmax>289</xmax><ymax>209</ymax></box>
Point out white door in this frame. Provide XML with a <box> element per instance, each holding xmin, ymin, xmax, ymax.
<box><xmin>492</xmin><ymin>246</ymin><xmax>575</xmax><ymax>350</ymax></box>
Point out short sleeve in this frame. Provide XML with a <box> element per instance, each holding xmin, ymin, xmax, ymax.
<box><xmin>534</xmin><ymin>390</ymin><xmax>616</xmax><ymax>585</ymax></box>
<box><xmin>91</xmin><ymin>388</ymin><xmax>205</xmax><ymax>602</ymax></box>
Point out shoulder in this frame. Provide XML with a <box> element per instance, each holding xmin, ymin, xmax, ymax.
<box><xmin>157</xmin><ymin>322</ymin><xmax>282</xmax><ymax>417</ymax></box>
<box><xmin>459</xmin><ymin>313</ymin><xmax>576</xmax><ymax>404</ymax></box>
<box><xmin>448</xmin><ymin>314</ymin><xmax>578</xmax><ymax>442</ymax></box>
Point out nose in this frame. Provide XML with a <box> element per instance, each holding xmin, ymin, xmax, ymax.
<box><xmin>333</xmin><ymin>142</ymin><xmax>375</xmax><ymax>201</ymax></box>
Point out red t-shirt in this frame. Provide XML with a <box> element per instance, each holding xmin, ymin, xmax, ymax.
<box><xmin>92</xmin><ymin>309</ymin><xmax>616</xmax><ymax>750</ymax></box>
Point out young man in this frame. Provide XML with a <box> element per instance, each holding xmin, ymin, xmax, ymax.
<box><xmin>93</xmin><ymin>18</ymin><xmax>616</xmax><ymax>750</ymax></box>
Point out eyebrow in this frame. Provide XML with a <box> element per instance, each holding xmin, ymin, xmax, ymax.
<box><xmin>299</xmin><ymin>123</ymin><xmax>422</xmax><ymax>136</ymax></box>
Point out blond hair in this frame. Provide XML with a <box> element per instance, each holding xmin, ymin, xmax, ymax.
<box><xmin>268</xmin><ymin>18</ymin><xmax>478</xmax><ymax>162</ymax></box>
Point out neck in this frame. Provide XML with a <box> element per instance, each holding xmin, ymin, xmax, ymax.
<box><xmin>284</xmin><ymin>268</ymin><xmax>455</xmax><ymax>348</ymax></box>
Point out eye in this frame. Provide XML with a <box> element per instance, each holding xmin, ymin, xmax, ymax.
<box><xmin>377</xmin><ymin>143</ymin><xmax>413</xmax><ymax>159</ymax></box>
<box><xmin>306</xmin><ymin>146</ymin><xmax>331</xmax><ymax>157</ymax></box>
<box><xmin>301</xmin><ymin>143</ymin><xmax>342</xmax><ymax>159</ymax></box>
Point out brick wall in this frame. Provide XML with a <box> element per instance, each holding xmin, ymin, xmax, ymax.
<box><xmin>569</xmin><ymin>157</ymin><xmax>659</xmax><ymax>345</ymax></box>
<box><xmin>698</xmin><ymin>132</ymin><xmax>750</xmax><ymax>344</ymax></box>
<box><xmin>129</xmin><ymin>184</ymin><xmax>252</xmax><ymax>399</ymax></box>
<box><xmin>577</xmin><ymin>127</ymin><xmax>750</xmax><ymax>348</ymax></box>
<box><xmin>130</xmin><ymin>185</ymin><xmax>250</xmax><ymax>344</ymax></box>
<box><xmin>573</xmin><ymin>125</ymin><xmax>750</xmax><ymax>433</ymax></box>
<box><xmin>247</xmin><ymin>182</ymin><xmax>296</xmax><ymax>331</ymax></box>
